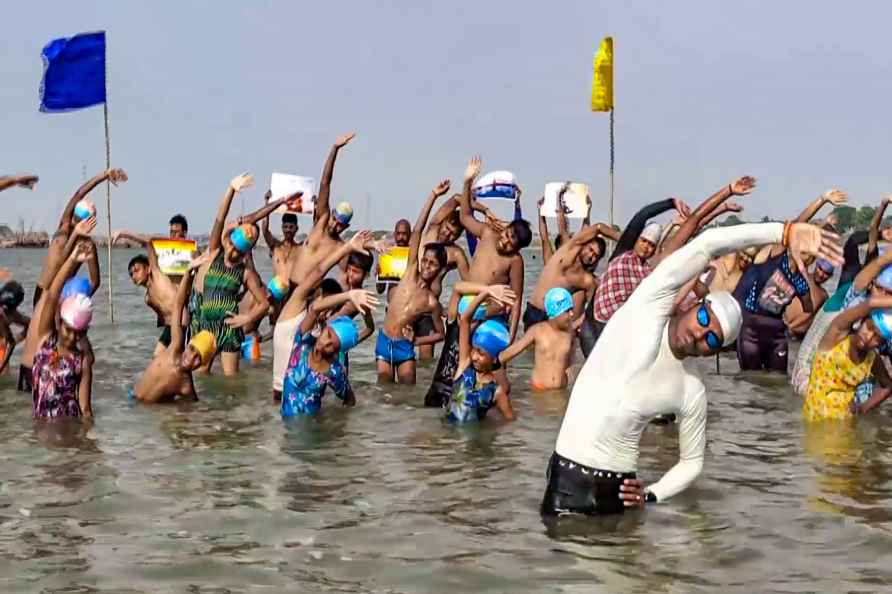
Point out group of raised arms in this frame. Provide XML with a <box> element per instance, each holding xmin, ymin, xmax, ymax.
<box><xmin>5</xmin><ymin>135</ymin><xmax>890</xmax><ymax>517</ymax></box>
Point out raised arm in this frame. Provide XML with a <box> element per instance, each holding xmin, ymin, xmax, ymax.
<box><xmin>498</xmin><ymin>325</ymin><xmax>536</xmax><ymax>365</ymax></box>
<box><xmin>634</xmin><ymin>222</ymin><xmax>843</xmax><ymax>312</ymax></box>
<box><xmin>58</xmin><ymin>169</ymin><xmax>127</xmax><ymax>233</ymax></box>
<box><xmin>457</xmin><ymin>291</ymin><xmax>489</xmax><ymax>372</ymax></box>
<box><xmin>86</xmin><ymin>242</ymin><xmax>101</xmax><ymax>296</ymax></box>
<box><xmin>839</xmin><ymin>230</ymin><xmax>871</xmax><ymax>288</ymax></box>
<box><xmin>508</xmin><ymin>257</ymin><xmax>523</xmax><ymax>342</ymax></box>
<box><xmin>0</xmin><ymin>174</ymin><xmax>38</xmax><ymax>193</ymax></box>
<box><xmin>556</xmin><ymin>186</ymin><xmax>571</xmax><ymax>246</ymax></box>
<box><xmin>408</xmin><ymin>180</ymin><xmax>451</xmax><ymax>266</ymax></box>
<box><xmin>653</xmin><ymin>177</ymin><xmax>756</xmax><ymax>266</ymax></box>
<box><xmin>169</xmin><ymin>254</ymin><xmax>207</xmax><ymax>350</ymax></box>
<box><xmin>537</xmin><ymin>196</ymin><xmax>554</xmax><ymax>263</ymax></box>
<box><xmin>457</xmin><ymin>156</ymin><xmax>488</xmax><ymax>238</ymax></box>
<box><xmin>610</xmin><ymin>198</ymin><xmax>679</xmax><ymax>262</ymax></box>
<box><xmin>113</xmin><ymin>230</ymin><xmax>162</xmax><ymax>271</ymax></box>
<box><xmin>868</xmin><ymin>195</ymin><xmax>892</xmax><ymax>256</ymax></box>
<box><xmin>795</xmin><ymin>189</ymin><xmax>847</xmax><ymax>224</ymax></box>
<box><xmin>38</xmin><ymin>241</ymin><xmax>90</xmax><ymax>338</ymax></box>
<box><xmin>852</xmin><ymin>248</ymin><xmax>892</xmax><ymax>293</ymax></box>
<box><xmin>300</xmin><ymin>289</ymin><xmax>378</xmax><ymax>335</ymax></box>
<box><xmin>821</xmin><ymin>294</ymin><xmax>892</xmax><ymax>349</ymax></box>
<box><xmin>315</xmin><ymin>132</ymin><xmax>355</xmax><ymax>223</ymax></box>
<box><xmin>241</xmin><ymin>193</ymin><xmax>300</xmax><ymax>227</ymax></box>
<box><xmin>697</xmin><ymin>202</ymin><xmax>742</xmax><ymax>230</ymax></box>
<box><xmin>208</xmin><ymin>173</ymin><xmax>253</xmax><ymax>253</ymax></box>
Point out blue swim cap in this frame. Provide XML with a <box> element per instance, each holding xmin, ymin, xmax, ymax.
<box><xmin>472</xmin><ymin>319</ymin><xmax>510</xmax><ymax>359</ymax></box>
<box><xmin>328</xmin><ymin>316</ymin><xmax>359</xmax><ymax>352</ymax></box>
<box><xmin>871</xmin><ymin>308</ymin><xmax>892</xmax><ymax>340</ymax></box>
<box><xmin>229</xmin><ymin>224</ymin><xmax>257</xmax><ymax>254</ymax></box>
<box><xmin>333</xmin><ymin>202</ymin><xmax>353</xmax><ymax>225</ymax></box>
<box><xmin>544</xmin><ymin>287</ymin><xmax>573</xmax><ymax>319</ymax></box>
<box><xmin>267</xmin><ymin>276</ymin><xmax>289</xmax><ymax>301</ymax></box>
<box><xmin>72</xmin><ymin>199</ymin><xmax>95</xmax><ymax>221</ymax></box>
<box><xmin>876</xmin><ymin>265</ymin><xmax>892</xmax><ymax>291</ymax></box>
<box><xmin>458</xmin><ymin>295</ymin><xmax>487</xmax><ymax>321</ymax></box>
<box><xmin>61</xmin><ymin>276</ymin><xmax>92</xmax><ymax>299</ymax></box>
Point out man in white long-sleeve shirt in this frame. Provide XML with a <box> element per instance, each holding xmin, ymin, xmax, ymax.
<box><xmin>542</xmin><ymin>219</ymin><xmax>843</xmax><ymax>516</ymax></box>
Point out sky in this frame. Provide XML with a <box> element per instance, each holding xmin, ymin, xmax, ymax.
<box><xmin>2</xmin><ymin>1</ymin><xmax>892</xmax><ymax>235</ymax></box>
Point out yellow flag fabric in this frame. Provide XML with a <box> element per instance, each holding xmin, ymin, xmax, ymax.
<box><xmin>590</xmin><ymin>37</ymin><xmax>613</xmax><ymax>112</ymax></box>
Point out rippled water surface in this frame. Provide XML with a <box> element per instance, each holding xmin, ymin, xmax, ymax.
<box><xmin>1</xmin><ymin>247</ymin><xmax>891</xmax><ymax>593</ymax></box>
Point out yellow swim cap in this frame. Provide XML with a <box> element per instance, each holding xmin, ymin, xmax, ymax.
<box><xmin>188</xmin><ymin>331</ymin><xmax>217</xmax><ymax>366</ymax></box>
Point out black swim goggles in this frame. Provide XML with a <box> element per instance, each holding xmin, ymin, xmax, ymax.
<box><xmin>696</xmin><ymin>303</ymin><xmax>723</xmax><ymax>351</ymax></box>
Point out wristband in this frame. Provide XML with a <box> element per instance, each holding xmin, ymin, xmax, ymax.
<box><xmin>645</xmin><ymin>491</ymin><xmax>657</xmax><ymax>503</ymax></box>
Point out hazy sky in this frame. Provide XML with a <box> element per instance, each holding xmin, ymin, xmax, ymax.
<box><xmin>2</xmin><ymin>1</ymin><xmax>891</xmax><ymax>234</ymax></box>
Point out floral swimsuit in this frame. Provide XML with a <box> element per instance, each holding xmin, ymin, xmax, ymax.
<box><xmin>281</xmin><ymin>331</ymin><xmax>350</xmax><ymax>417</ymax></box>
<box><xmin>446</xmin><ymin>367</ymin><xmax>497</xmax><ymax>424</ymax></box>
<box><xmin>32</xmin><ymin>332</ymin><xmax>83</xmax><ymax>419</ymax></box>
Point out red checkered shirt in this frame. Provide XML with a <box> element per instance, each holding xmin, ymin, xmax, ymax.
<box><xmin>592</xmin><ymin>251</ymin><xmax>653</xmax><ymax>323</ymax></box>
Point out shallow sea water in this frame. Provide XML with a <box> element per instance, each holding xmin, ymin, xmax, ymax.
<box><xmin>0</xmin><ymin>247</ymin><xmax>890</xmax><ymax>593</ymax></box>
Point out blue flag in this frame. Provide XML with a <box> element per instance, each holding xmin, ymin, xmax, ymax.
<box><xmin>39</xmin><ymin>31</ymin><xmax>106</xmax><ymax>113</ymax></box>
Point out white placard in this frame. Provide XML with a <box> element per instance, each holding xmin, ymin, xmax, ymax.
<box><xmin>539</xmin><ymin>182</ymin><xmax>590</xmax><ymax>219</ymax></box>
<box><xmin>270</xmin><ymin>173</ymin><xmax>316</xmax><ymax>215</ymax></box>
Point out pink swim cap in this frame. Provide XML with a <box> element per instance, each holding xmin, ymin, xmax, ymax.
<box><xmin>60</xmin><ymin>294</ymin><xmax>93</xmax><ymax>331</ymax></box>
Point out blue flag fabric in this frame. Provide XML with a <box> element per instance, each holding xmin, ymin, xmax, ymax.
<box><xmin>39</xmin><ymin>31</ymin><xmax>106</xmax><ymax>113</ymax></box>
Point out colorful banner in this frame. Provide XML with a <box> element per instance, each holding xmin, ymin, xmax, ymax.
<box><xmin>376</xmin><ymin>246</ymin><xmax>410</xmax><ymax>283</ymax></box>
<box><xmin>591</xmin><ymin>37</ymin><xmax>613</xmax><ymax>112</ymax></box>
<box><xmin>152</xmin><ymin>238</ymin><xmax>197</xmax><ymax>276</ymax></box>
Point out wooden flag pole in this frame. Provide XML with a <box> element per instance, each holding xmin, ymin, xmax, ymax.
<box><xmin>608</xmin><ymin>107</ymin><xmax>615</xmax><ymax>227</ymax></box>
<box><xmin>104</xmin><ymin>101</ymin><xmax>114</xmax><ymax>322</ymax></box>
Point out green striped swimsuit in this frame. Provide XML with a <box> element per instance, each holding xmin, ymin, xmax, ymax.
<box><xmin>190</xmin><ymin>250</ymin><xmax>246</xmax><ymax>353</ymax></box>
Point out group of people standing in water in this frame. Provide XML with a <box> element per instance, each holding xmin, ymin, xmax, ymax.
<box><xmin>2</xmin><ymin>130</ymin><xmax>887</xmax><ymax>518</ymax></box>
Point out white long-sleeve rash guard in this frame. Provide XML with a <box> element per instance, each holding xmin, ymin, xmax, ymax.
<box><xmin>555</xmin><ymin>222</ymin><xmax>783</xmax><ymax>501</ymax></box>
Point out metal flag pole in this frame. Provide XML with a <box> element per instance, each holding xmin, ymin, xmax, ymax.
<box><xmin>104</xmin><ymin>101</ymin><xmax>114</xmax><ymax>322</ymax></box>
<box><xmin>609</xmin><ymin>107</ymin><xmax>615</xmax><ymax>227</ymax></box>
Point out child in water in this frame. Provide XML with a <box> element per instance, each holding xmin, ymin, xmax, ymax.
<box><xmin>803</xmin><ymin>295</ymin><xmax>892</xmax><ymax>421</ymax></box>
<box><xmin>0</xmin><ymin>280</ymin><xmax>29</xmax><ymax>374</ymax></box>
<box><xmin>499</xmin><ymin>287</ymin><xmax>583</xmax><ymax>390</ymax></box>
<box><xmin>31</xmin><ymin>242</ymin><xmax>96</xmax><ymax>420</ymax></box>
<box><xmin>446</xmin><ymin>287</ymin><xmax>516</xmax><ymax>423</ymax></box>
<box><xmin>131</xmin><ymin>253</ymin><xmax>218</xmax><ymax>403</ymax></box>
<box><xmin>281</xmin><ymin>288</ymin><xmax>379</xmax><ymax>417</ymax></box>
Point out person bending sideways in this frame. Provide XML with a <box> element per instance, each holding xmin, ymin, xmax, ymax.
<box><xmin>543</xmin><ymin>220</ymin><xmax>841</xmax><ymax>517</ymax></box>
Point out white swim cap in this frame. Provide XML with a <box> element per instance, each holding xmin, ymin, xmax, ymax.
<box><xmin>705</xmin><ymin>291</ymin><xmax>742</xmax><ymax>346</ymax></box>
<box><xmin>640</xmin><ymin>222</ymin><xmax>662</xmax><ymax>244</ymax></box>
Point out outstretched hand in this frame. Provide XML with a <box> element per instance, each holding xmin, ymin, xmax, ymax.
<box><xmin>230</xmin><ymin>173</ymin><xmax>254</xmax><ymax>193</ymax></box>
<box><xmin>107</xmin><ymin>168</ymin><xmax>128</xmax><ymax>186</ymax></box>
<box><xmin>788</xmin><ymin>223</ymin><xmax>844</xmax><ymax>273</ymax></box>
<box><xmin>730</xmin><ymin>176</ymin><xmax>757</xmax><ymax>196</ymax></box>
<box><xmin>335</xmin><ymin>132</ymin><xmax>356</xmax><ymax>148</ymax></box>
<box><xmin>485</xmin><ymin>211</ymin><xmax>506</xmax><ymax>233</ymax></box>
<box><xmin>347</xmin><ymin>289</ymin><xmax>379</xmax><ymax>315</ymax></box>
<box><xmin>349</xmin><ymin>230</ymin><xmax>374</xmax><ymax>254</ymax></box>
<box><xmin>73</xmin><ymin>240</ymin><xmax>93</xmax><ymax>263</ymax></box>
<box><xmin>821</xmin><ymin>188</ymin><xmax>847</xmax><ymax>206</ymax></box>
<box><xmin>14</xmin><ymin>174</ymin><xmax>38</xmax><ymax>189</ymax></box>
<box><xmin>74</xmin><ymin>216</ymin><xmax>97</xmax><ymax>237</ymax></box>
<box><xmin>464</xmin><ymin>155</ymin><xmax>482</xmax><ymax>182</ymax></box>
<box><xmin>433</xmin><ymin>179</ymin><xmax>451</xmax><ymax>197</ymax></box>
<box><xmin>485</xmin><ymin>284</ymin><xmax>517</xmax><ymax>308</ymax></box>
<box><xmin>673</xmin><ymin>199</ymin><xmax>692</xmax><ymax>220</ymax></box>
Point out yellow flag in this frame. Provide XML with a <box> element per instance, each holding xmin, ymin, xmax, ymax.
<box><xmin>590</xmin><ymin>37</ymin><xmax>613</xmax><ymax>112</ymax></box>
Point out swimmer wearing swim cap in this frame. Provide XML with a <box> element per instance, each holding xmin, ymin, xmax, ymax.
<box><xmin>281</xmin><ymin>288</ymin><xmax>378</xmax><ymax>417</ymax></box>
<box><xmin>132</xmin><ymin>262</ymin><xmax>216</xmax><ymax>403</ymax></box>
<box><xmin>549</xmin><ymin>208</ymin><xmax>841</xmax><ymax>517</ymax></box>
<box><xmin>500</xmin><ymin>286</ymin><xmax>581</xmax><ymax>391</ymax></box>
<box><xmin>445</xmin><ymin>289</ymin><xmax>515</xmax><ymax>424</ymax></box>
